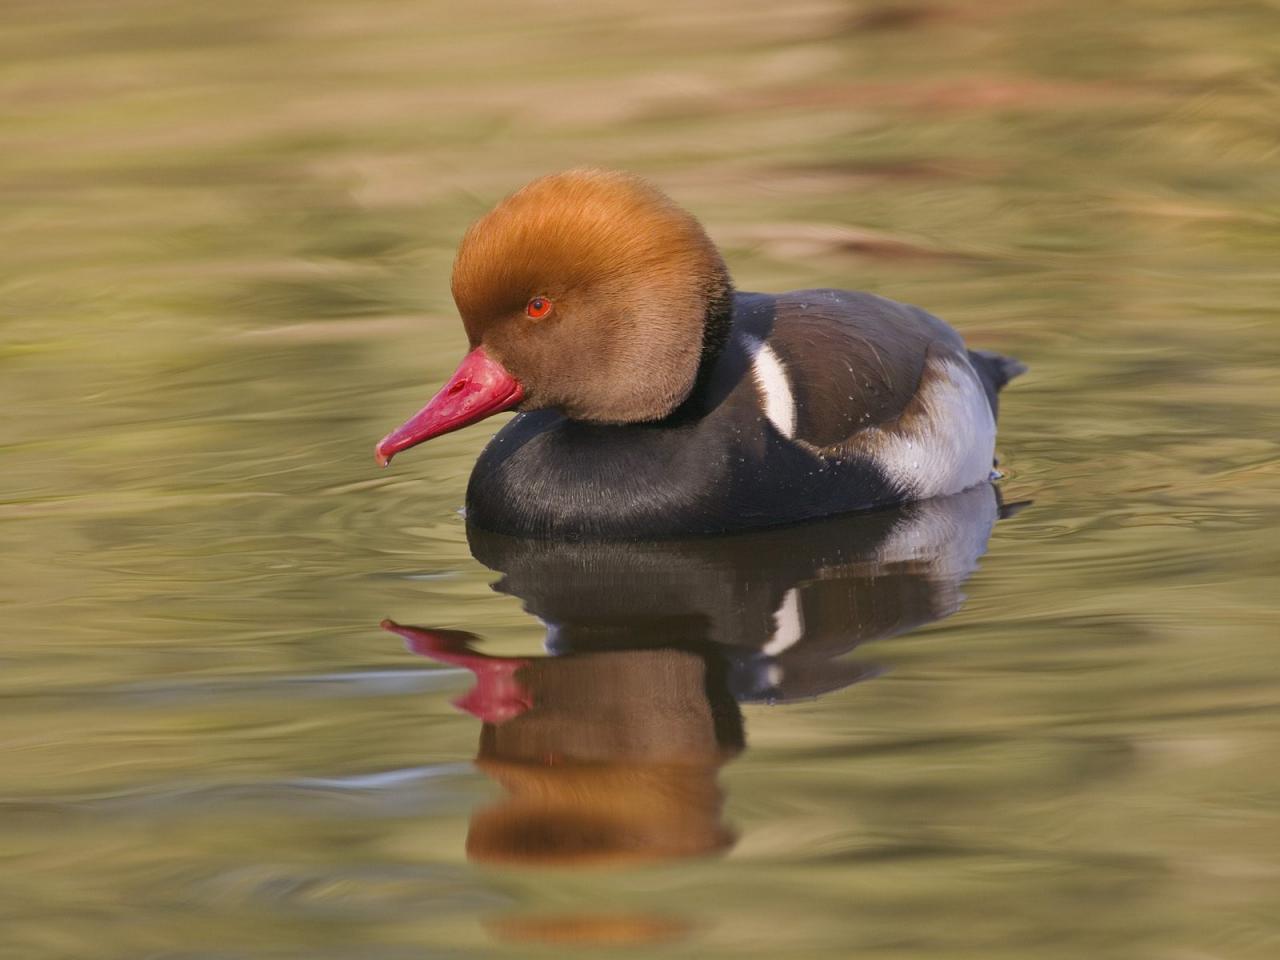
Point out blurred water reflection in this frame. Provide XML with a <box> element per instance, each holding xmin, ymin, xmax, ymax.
<box><xmin>387</xmin><ymin>485</ymin><xmax>1007</xmax><ymax>871</ymax></box>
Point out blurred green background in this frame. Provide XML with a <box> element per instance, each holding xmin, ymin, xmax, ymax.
<box><xmin>2</xmin><ymin>0</ymin><xmax>1278</xmax><ymax>957</ymax></box>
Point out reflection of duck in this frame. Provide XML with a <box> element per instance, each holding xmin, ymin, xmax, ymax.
<box><xmin>386</xmin><ymin>483</ymin><xmax>1011</xmax><ymax>868</ymax></box>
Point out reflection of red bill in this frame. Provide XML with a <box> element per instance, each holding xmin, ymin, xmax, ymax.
<box><xmin>375</xmin><ymin>347</ymin><xmax>523</xmax><ymax>467</ymax></box>
<box><xmin>381</xmin><ymin>619</ymin><xmax>531</xmax><ymax>724</ymax></box>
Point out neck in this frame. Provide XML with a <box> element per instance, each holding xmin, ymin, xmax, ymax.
<box><xmin>694</xmin><ymin>272</ymin><xmax>735</xmax><ymax>390</ymax></box>
<box><xmin>656</xmin><ymin>274</ymin><xmax>734</xmax><ymax>426</ymax></box>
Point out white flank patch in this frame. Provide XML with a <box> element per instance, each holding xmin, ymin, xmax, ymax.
<box><xmin>870</xmin><ymin>357</ymin><xmax>996</xmax><ymax>499</ymax></box>
<box><xmin>762</xmin><ymin>587</ymin><xmax>804</xmax><ymax>656</ymax></box>
<box><xmin>747</xmin><ymin>338</ymin><xmax>796</xmax><ymax>438</ymax></box>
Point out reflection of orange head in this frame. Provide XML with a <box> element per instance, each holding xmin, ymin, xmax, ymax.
<box><xmin>466</xmin><ymin>648</ymin><xmax>742</xmax><ymax>867</ymax></box>
<box><xmin>486</xmin><ymin>911</ymin><xmax>694</xmax><ymax>947</ymax></box>
<box><xmin>468</xmin><ymin>758</ymin><xmax>735</xmax><ymax>866</ymax></box>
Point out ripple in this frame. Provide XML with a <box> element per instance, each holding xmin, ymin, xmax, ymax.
<box><xmin>8</xmin><ymin>762</ymin><xmax>476</xmax><ymax>818</ymax></box>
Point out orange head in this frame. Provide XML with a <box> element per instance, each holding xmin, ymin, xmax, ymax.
<box><xmin>376</xmin><ymin>170</ymin><xmax>732</xmax><ymax>466</ymax></box>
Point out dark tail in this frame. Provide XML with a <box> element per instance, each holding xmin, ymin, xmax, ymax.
<box><xmin>968</xmin><ymin>349</ymin><xmax>1027</xmax><ymax>419</ymax></box>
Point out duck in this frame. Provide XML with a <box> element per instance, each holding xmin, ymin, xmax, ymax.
<box><xmin>375</xmin><ymin>169</ymin><xmax>1025</xmax><ymax>540</ymax></box>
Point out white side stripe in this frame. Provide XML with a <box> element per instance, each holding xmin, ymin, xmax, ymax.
<box><xmin>748</xmin><ymin>338</ymin><xmax>796</xmax><ymax>438</ymax></box>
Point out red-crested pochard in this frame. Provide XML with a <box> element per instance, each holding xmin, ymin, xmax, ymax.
<box><xmin>375</xmin><ymin>169</ymin><xmax>1024</xmax><ymax>539</ymax></box>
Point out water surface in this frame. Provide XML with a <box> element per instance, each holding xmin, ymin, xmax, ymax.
<box><xmin>2</xmin><ymin>1</ymin><xmax>1278</xmax><ymax>957</ymax></box>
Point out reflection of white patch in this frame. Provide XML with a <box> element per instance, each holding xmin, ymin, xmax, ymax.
<box><xmin>747</xmin><ymin>337</ymin><xmax>796</xmax><ymax>438</ymax></box>
<box><xmin>540</xmin><ymin>617</ymin><xmax>565</xmax><ymax>655</ymax></box>
<box><xmin>867</xmin><ymin>357</ymin><xmax>995</xmax><ymax>499</ymax></box>
<box><xmin>877</xmin><ymin>484</ymin><xmax>998</xmax><ymax>572</ymax></box>
<box><xmin>762</xmin><ymin>587</ymin><xmax>803</xmax><ymax>656</ymax></box>
<box><xmin>765</xmin><ymin>663</ymin><xmax>784</xmax><ymax>691</ymax></box>
<box><xmin>876</xmin><ymin>483</ymin><xmax>999</xmax><ymax>615</ymax></box>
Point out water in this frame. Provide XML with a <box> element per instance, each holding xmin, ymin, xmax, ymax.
<box><xmin>2</xmin><ymin>1</ymin><xmax>1279</xmax><ymax>956</ymax></box>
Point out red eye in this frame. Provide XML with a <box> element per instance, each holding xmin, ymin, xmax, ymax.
<box><xmin>526</xmin><ymin>296</ymin><xmax>552</xmax><ymax>319</ymax></box>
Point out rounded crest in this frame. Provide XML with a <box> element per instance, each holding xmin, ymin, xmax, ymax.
<box><xmin>450</xmin><ymin>170</ymin><xmax>732</xmax><ymax>423</ymax></box>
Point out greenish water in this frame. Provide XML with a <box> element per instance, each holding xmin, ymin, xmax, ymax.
<box><xmin>3</xmin><ymin>1</ymin><xmax>1279</xmax><ymax>957</ymax></box>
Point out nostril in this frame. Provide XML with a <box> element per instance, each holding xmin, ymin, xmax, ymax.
<box><xmin>448</xmin><ymin>379</ymin><xmax>468</xmax><ymax>396</ymax></box>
